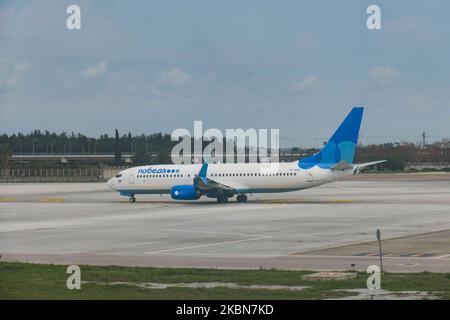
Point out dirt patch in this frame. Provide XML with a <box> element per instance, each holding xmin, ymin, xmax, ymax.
<box><xmin>86</xmin><ymin>281</ymin><xmax>310</xmax><ymax>291</ymax></box>
<box><xmin>329</xmin><ymin>289</ymin><xmax>439</xmax><ymax>300</ymax></box>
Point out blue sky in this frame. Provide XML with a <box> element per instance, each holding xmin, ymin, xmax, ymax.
<box><xmin>1</xmin><ymin>0</ymin><xmax>449</xmax><ymax>146</ymax></box>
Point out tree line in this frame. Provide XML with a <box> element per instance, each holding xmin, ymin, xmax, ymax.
<box><xmin>1</xmin><ymin>130</ymin><xmax>449</xmax><ymax>170</ymax></box>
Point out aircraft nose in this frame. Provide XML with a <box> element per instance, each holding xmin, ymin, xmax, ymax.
<box><xmin>106</xmin><ymin>178</ymin><xmax>116</xmax><ymax>190</ymax></box>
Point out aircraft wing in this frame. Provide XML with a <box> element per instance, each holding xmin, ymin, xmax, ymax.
<box><xmin>193</xmin><ymin>163</ymin><xmax>236</xmax><ymax>194</ymax></box>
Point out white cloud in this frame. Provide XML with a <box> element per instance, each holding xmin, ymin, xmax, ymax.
<box><xmin>150</xmin><ymin>66</ymin><xmax>192</xmax><ymax>94</ymax></box>
<box><xmin>292</xmin><ymin>75</ymin><xmax>317</xmax><ymax>92</ymax></box>
<box><xmin>0</xmin><ymin>60</ymin><xmax>31</xmax><ymax>88</ymax></box>
<box><xmin>369</xmin><ymin>66</ymin><xmax>400</xmax><ymax>85</ymax></box>
<box><xmin>156</xmin><ymin>67</ymin><xmax>191</xmax><ymax>86</ymax></box>
<box><xmin>79</xmin><ymin>61</ymin><xmax>108</xmax><ymax>79</ymax></box>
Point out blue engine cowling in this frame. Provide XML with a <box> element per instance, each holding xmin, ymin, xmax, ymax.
<box><xmin>170</xmin><ymin>185</ymin><xmax>201</xmax><ymax>200</ymax></box>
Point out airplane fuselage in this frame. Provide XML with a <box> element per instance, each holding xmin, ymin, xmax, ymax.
<box><xmin>107</xmin><ymin>162</ymin><xmax>352</xmax><ymax>197</ymax></box>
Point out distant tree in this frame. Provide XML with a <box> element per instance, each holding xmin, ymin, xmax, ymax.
<box><xmin>0</xmin><ymin>144</ymin><xmax>12</xmax><ymax>169</ymax></box>
<box><xmin>114</xmin><ymin>129</ymin><xmax>122</xmax><ymax>165</ymax></box>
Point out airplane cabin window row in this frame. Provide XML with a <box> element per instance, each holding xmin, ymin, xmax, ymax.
<box><xmin>136</xmin><ymin>172</ymin><xmax>297</xmax><ymax>179</ymax></box>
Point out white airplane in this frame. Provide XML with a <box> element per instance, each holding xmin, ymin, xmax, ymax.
<box><xmin>107</xmin><ymin>107</ymin><xmax>385</xmax><ymax>203</ymax></box>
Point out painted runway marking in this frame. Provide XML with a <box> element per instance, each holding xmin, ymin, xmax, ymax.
<box><xmin>0</xmin><ymin>197</ymin><xmax>16</xmax><ymax>202</ymax></box>
<box><xmin>39</xmin><ymin>198</ymin><xmax>65</xmax><ymax>202</ymax></box>
<box><xmin>145</xmin><ymin>236</ymin><xmax>271</xmax><ymax>255</ymax></box>
<box><xmin>260</xmin><ymin>199</ymin><xmax>354</xmax><ymax>204</ymax></box>
<box><xmin>435</xmin><ymin>254</ymin><xmax>450</xmax><ymax>259</ymax></box>
<box><xmin>164</xmin><ymin>228</ymin><xmax>271</xmax><ymax>238</ymax></box>
<box><xmin>83</xmin><ymin>241</ymin><xmax>168</xmax><ymax>255</ymax></box>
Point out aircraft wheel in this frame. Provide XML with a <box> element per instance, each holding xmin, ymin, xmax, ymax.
<box><xmin>236</xmin><ymin>194</ymin><xmax>247</xmax><ymax>203</ymax></box>
<box><xmin>217</xmin><ymin>195</ymin><xmax>227</xmax><ymax>203</ymax></box>
<box><xmin>129</xmin><ymin>196</ymin><xmax>136</xmax><ymax>203</ymax></box>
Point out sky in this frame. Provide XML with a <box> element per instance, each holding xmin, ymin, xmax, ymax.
<box><xmin>1</xmin><ymin>0</ymin><xmax>449</xmax><ymax>147</ymax></box>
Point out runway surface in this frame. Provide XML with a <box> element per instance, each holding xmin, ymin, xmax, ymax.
<box><xmin>1</xmin><ymin>173</ymin><xmax>449</xmax><ymax>272</ymax></box>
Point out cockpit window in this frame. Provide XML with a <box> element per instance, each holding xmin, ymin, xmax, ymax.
<box><xmin>115</xmin><ymin>174</ymin><xmax>122</xmax><ymax>178</ymax></box>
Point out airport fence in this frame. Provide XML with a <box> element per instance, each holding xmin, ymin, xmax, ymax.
<box><xmin>0</xmin><ymin>167</ymin><xmax>104</xmax><ymax>182</ymax></box>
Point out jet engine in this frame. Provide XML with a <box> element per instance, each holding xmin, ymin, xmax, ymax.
<box><xmin>170</xmin><ymin>185</ymin><xmax>201</xmax><ymax>200</ymax></box>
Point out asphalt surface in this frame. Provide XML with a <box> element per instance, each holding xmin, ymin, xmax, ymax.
<box><xmin>1</xmin><ymin>173</ymin><xmax>449</xmax><ymax>272</ymax></box>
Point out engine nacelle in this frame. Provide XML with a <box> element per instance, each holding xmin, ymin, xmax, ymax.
<box><xmin>170</xmin><ymin>185</ymin><xmax>201</xmax><ymax>200</ymax></box>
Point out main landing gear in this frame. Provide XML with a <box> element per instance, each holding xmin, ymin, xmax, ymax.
<box><xmin>216</xmin><ymin>194</ymin><xmax>228</xmax><ymax>203</ymax></box>
<box><xmin>236</xmin><ymin>194</ymin><xmax>247</xmax><ymax>203</ymax></box>
<box><xmin>217</xmin><ymin>194</ymin><xmax>247</xmax><ymax>203</ymax></box>
<box><xmin>128</xmin><ymin>195</ymin><xmax>136</xmax><ymax>203</ymax></box>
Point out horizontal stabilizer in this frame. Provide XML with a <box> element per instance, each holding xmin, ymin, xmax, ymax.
<box><xmin>354</xmin><ymin>160</ymin><xmax>387</xmax><ymax>173</ymax></box>
<box><xmin>331</xmin><ymin>160</ymin><xmax>353</xmax><ymax>171</ymax></box>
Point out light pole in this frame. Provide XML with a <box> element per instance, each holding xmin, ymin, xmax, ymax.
<box><xmin>376</xmin><ymin>229</ymin><xmax>384</xmax><ymax>273</ymax></box>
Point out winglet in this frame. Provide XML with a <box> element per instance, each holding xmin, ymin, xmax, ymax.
<box><xmin>198</xmin><ymin>162</ymin><xmax>208</xmax><ymax>178</ymax></box>
<box><xmin>195</xmin><ymin>162</ymin><xmax>209</xmax><ymax>186</ymax></box>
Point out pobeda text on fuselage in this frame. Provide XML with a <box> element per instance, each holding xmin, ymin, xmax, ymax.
<box><xmin>107</xmin><ymin>107</ymin><xmax>385</xmax><ymax>203</ymax></box>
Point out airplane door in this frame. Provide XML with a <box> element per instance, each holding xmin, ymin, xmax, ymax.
<box><xmin>128</xmin><ymin>172</ymin><xmax>135</xmax><ymax>184</ymax></box>
<box><xmin>306</xmin><ymin>171</ymin><xmax>313</xmax><ymax>182</ymax></box>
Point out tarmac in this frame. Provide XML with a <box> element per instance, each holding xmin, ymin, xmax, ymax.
<box><xmin>1</xmin><ymin>173</ymin><xmax>449</xmax><ymax>272</ymax></box>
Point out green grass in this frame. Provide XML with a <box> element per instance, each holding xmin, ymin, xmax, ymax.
<box><xmin>0</xmin><ymin>262</ymin><xmax>449</xmax><ymax>299</ymax></box>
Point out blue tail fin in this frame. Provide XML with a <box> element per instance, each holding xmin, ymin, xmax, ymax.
<box><xmin>299</xmin><ymin>107</ymin><xmax>364</xmax><ymax>169</ymax></box>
